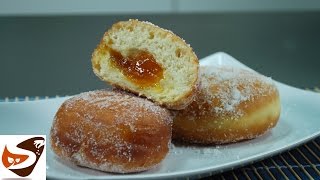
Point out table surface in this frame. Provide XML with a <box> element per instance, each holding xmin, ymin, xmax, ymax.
<box><xmin>212</xmin><ymin>137</ymin><xmax>320</xmax><ymax>179</ymax></box>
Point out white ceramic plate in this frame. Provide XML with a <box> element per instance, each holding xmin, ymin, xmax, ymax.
<box><xmin>1</xmin><ymin>52</ymin><xmax>320</xmax><ymax>179</ymax></box>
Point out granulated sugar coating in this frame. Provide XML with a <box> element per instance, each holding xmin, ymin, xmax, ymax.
<box><xmin>172</xmin><ymin>66</ymin><xmax>281</xmax><ymax>144</ymax></box>
<box><xmin>50</xmin><ymin>90</ymin><xmax>172</xmax><ymax>173</ymax></box>
<box><xmin>199</xmin><ymin>66</ymin><xmax>276</xmax><ymax>119</ymax></box>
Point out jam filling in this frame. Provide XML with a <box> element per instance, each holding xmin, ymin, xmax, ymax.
<box><xmin>109</xmin><ymin>48</ymin><xmax>163</xmax><ymax>88</ymax></box>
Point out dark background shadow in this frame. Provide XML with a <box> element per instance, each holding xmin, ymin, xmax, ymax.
<box><xmin>1</xmin><ymin>12</ymin><xmax>319</xmax><ymax>97</ymax></box>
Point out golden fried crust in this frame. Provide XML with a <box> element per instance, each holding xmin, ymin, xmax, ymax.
<box><xmin>50</xmin><ymin>90</ymin><xmax>172</xmax><ymax>173</ymax></box>
<box><xmin>172</xmin><ymin>67</ymin><xmax>281</xmax><ymax>144</ymax></box>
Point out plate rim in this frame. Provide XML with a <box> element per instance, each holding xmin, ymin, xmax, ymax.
<box><xmin>47</xmin><ymin>52</ymin><xmax>320</xmax><ymax>179</ymax></box>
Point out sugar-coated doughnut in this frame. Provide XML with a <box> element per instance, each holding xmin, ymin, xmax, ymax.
<box><xmin>172</xmin><ymin>66</ymin><xmax>281</xmax><ymax>144</ymax></box>
<box><xmin>50</xmin><ymin>90</ymin><xmax>172</xmax><ymax>173</ymax></box>
<box><xmin>91</xmin><ymin>19</ymin><xmax>199</xmax><ymax>110</ymax></box>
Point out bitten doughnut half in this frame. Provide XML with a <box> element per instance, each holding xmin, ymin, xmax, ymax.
<box><xmin>50</xmin><ymin>90</ymin><xmax>172</xmax><ymax>173</ymax></box>
<box><xmin>91</xmin><ymin>19</ymin><xmax>199</xmax><ymax>110</ymax></box>
<box><xmin>172</xmin><ymin>66</ymin><xmax>281</xmax><ymax>144</ymax></box>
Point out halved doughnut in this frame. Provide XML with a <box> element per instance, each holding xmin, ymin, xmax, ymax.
<box><xmin>91</xmin><ymin>19</ymin><xmax>199</xmax><ymax>110</ymax></box>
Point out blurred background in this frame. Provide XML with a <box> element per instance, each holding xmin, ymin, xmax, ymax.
<box><xmin>1</xmin><ymin>0</ymin><xmax>320</xmax><ymax>98</ymax></box>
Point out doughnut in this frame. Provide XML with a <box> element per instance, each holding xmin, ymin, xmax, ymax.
<box><xmin>91</xmin><ymin>19</ymin><xmax>199</xmax><ymax>110</ymax></box>
<box><xmin>172</xmin><ymin>66</ymin><xmax>281</xmax><ymax>144</ymax></box>
<box><xmin>50</xmin><ymin>90</ymin><xmax>172</xmax><ymax>173</ymax></box>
